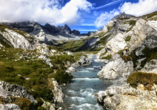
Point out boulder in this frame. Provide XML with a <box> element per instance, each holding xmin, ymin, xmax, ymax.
<box><xmin>72</xmin><ymin>56</ymin><xmax>92</xmax><ymax>67</ymax></box>
<box><xmin>97</xmin><ymin>54</ymin><xmax>134</xmax><ymax>79</ymax></box>
<box><xmin>0</xmin><ymin>81</ymin><xmax>35</xmax><ymax>103</ymax></box>
<box><xmin>96</xmin><ymin>84</ymin><xmax>157</xmax><ymax>110</ymax></box>
<box><xmin>48</xmin><ymin>78</ymin><xmax>64</xmax><ymax>103</ymax></box>
<box><xmin>0</xmin><ymin>104</ymin><xmax>21</xmax><ymax>110</ymax></box>
<box><xmin>66</xmin><ymin>67</ymin><xmax>75</xmax><ymax>73</ymax></box>
<box><xmin>38</xmin><ymin>55</ymin><xmax>53</xmax><ymax>68</ymax></box>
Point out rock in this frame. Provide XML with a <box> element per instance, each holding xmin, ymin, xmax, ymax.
<box><xmin>71</xmin><ymin>30</ymin><xmax>80</xmax><ymax>36</ymax></box>
<box><xmin>36</xmin><ymin>44</ymin><xmax>57</xmax><ymax>56</ymax></box>
<box><xmin>141</xmin><ymin>59</ymin><xmax>157</xmax><ymax>74</ymax></box>
<box><xmin>38</xmin><ymin>55</ymin><xmax>53</xmax><ymax>68</ymax></box>
<box><xmin>71</xmin><ymin>56</ymin><xmax>92</xmax><ymax>67</ymax></box>
<box><xmin>97</xmin><ymin>54</ymin><xmax>134</xmax><ymax>79</ymax></box>
<box><xmin>118</xmin><ymin>23</ymin><xmax>131</xmax><ymax>32</ymax></box>
<box><xmin>113</xmin><ymin>12</ymin><xmax>135</xmax><ymax>20</ymax></box>
<box><xmin>94</xmin><ymin>59</ymin><xmax>109</xmax><ymax>63</ymax></box>
<box><xmin>0</xmin><ymin>81</ymin><xmax>35</xmax><ymax>103</ymax></box>
<box><xmin>78</xmin><ymin>37</ymin><xmax>99</xmax><ymax>50</ymax></box>
<box><xmin>97</xmin><ymin>33</ymin><xmax>127</xmax><ymax>59</ymax></box>
<box><xmin>65</xmin><ymin>51</ymin><xmax>73</xmax><ymax>56</ymax></box>
<box><xmin>0</xmin><ymin>104</ymin><xmax>21</xmax><ymax>110</ymax></box>
<box><xmin>49</xmin><ymin>78</ymin><xmax>64</xmax><ymax>103</ymax></box>
<box><xmin>0</xmin><ymin>27</ymin><xmax>33</xmax><ymax>49</ymax></box>
<box><xmin>96</xmin><ymin>84</ymin><xmax>157</xmax><ymax>110</ymax></box>
<box><xmin>66</xmin><ymin>67</ymin><xmax>75</xmax><ymax>73</ymax></box>
<box><xmin>42</xmin><ymin>101</ymin><xmax>55</xmax><ymax>110</ymax></box>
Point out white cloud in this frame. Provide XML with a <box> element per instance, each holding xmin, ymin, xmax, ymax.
<box><xmin>0</xmin><ymin>0</ymin><xmax>92</xmax><ymax>25</ymax></box>
<box><xmin>120</xmin><ymin>0</ymin><xmax>157</xmax><ymax>16</ymax></box>
<box><xmin>94</xmin><ymin>10</ymin><xmax>120</xmax><ymax>28</ymax></box>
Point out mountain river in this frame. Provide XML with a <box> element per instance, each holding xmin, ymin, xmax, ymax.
<box><xmin>58</xmin><ymin>55</ymin><xmax>126</xmax><ymax>110</ymax></box>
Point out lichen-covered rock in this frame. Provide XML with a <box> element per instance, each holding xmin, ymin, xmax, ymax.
<box><xmin>0</xmin><ymin>104</ymin><xmax>21</xmax><ymax>110</ymax></box>
<box><xmin>97</xmin><ymin>54</ymin><xmax>134</xmax><ymax>79</ymax></box>
<box><xmin>0</xmin><ymin>81</ymin><xmax>35</xmax><ymax>103</ymax></box>
<box><xmin>96</xmin><ymin>84</ymin><xmax>157</xmax><ymax>110</ymax></box>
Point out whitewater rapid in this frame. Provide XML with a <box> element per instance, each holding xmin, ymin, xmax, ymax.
<box><xmin>58</xmin><ymin>55</ymin><xmax>113</xmax><ymax>110</ymax></box>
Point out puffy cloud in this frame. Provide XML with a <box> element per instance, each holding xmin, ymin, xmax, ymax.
<box><xmin>94</xmin><ymin>10</ymin><xmax>120</xmax><ymax>28</ymax></box>
<box><xmin>0</xmin><ymin>0</ymin><xmax>92</xmax><ymax>25</ymax></box>
<box><xmin>120</xmin><ymin>0</ymin><xmax>157</xmax><ymax>16</ymax></box>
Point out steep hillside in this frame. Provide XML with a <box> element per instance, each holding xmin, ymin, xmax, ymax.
<box><xmin>95</xmin><ymin>11</ymin><xmax>157</xmax><ymax>110</ymax></box>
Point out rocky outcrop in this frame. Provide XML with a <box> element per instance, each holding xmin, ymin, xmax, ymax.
<box><xmin>48</xmin><ymin>78</ymin><xmax>64</xmax><ymax>103</ymax></box>
<box><xmin>78</xmin><ymin>37</ymin><xmax>99</xmax><ymax>50</ymax></box>
<box><xmin>98</xmin><ymin>54</ymin><xmax>134</xmax><ymax>79</ymax></box>
<box><xmin>38</xmin><ymin>55</ymin><xmax>53</xmax><ymax>68</ymax></box>
<box><xmin>71</xmin><ymin>56</ymin><xmax>92</xmax><ymax>67</ymax></box>
<box><xmin>66</xmin><ymin>67</ymin><xmax>75</xmax><ymax>73</ymax></box>
<box><xmin>0</xmin><ymin>28</ymin><xmax>33</xmax><ymax>49</ymax></box>
<box><xmin>0</xmin><ymin>104</ymin><xmax>21</xmax><ymax>110</ymax></box>
<box><xmin>36</xmin><ymin>44</ymin><xmax>57</xmax><ymax>56</ymax></box>
<box><xmin>0</xmin><ymin>81</ymin><xmax>35</xmax><ymax>103</ymax></box>
<box><xmin>141</xmin><ymin>59</ymin><xmax>157</xmax><ymax>74</ymax></box>
<box><xmin>96</xmin><ymin>84</ymin><xmax>157</xmax><ymax>110</ymax></box>
<box><xmin>113</xmin><ymin>12</ymin><xmax>135</xmax><ymax>20</ymax></box>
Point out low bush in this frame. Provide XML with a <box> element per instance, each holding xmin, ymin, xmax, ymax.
<box><xmin>120</xmin><ymin>55</ymin><xmax>132</xmax><ymax>62</ymax></box>
<box><xmin>127</xmin><ymin>72</ymin><xmax>157</xmax><ymax>89</ymax></box>
<box><xmin>125</xmin><ymin>36</ymin><xmax>131</xmax><ymax>42</ymax></box>
<box><xmin>101</xmin><ymin>55</ymin><xmax>112</xmax><ymax>60</ymax></box>
<box><xmin>50</xmin><ymin>70</ymin><xmax>73</xmax><ymax>84</ymax></box>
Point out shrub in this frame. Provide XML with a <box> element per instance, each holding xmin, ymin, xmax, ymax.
<box><xmin>127</xmin><ymin>72</ymin><xmax>157</xmax><ymax>90</ymax></box>
<box><xmin>120</xmin><ymin>55</ymin><xmax>132</xmax><ymax>62</ymax></box>
<box><xmin>101</xmin><ymin>55</ymin><xmax>112</xmax><ymax>60</ymax></box>
<box><xmin>125</xmin><ymin>36</ymin><xmax>131</xmax><ymax>42</ymax></box>
<box><xmin>50</xmin><ymin>70</ymin><xmax>73</xmax><ymax>84</ymax></box>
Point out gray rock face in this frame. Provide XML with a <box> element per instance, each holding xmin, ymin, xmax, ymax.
<box><xmin>0</xmin><ymin>81</ymin><xmax>35</xmax><ymax>103</ymax></box>
<box><xmin>49</xmin><ymin>78</ymin><xmax>64</xmax><ymax>103</ymax></box>
<box><xmin>96</xmin><ymin>84</ymin><xmax>157</xmax><ymax>110</ymax></box>
<box><xmin>141</xmin><ymin>59</ymin><xmax>157</xmax><ymax>74</ymax></box>
<box><xmin>38</xmin><ymin>55</ymin><xmax>53</xmax><ymax>68</ymax></box>
<box><xmin>113</xmin><ymin>12</ymin><xmax>135</xmax><ymax>20</ymax></box>
<box><xmin>78</xmin><ymin>37</ymin><xmax>99</xmax><ymax>50</ymax></box>
<box><xmin>72</xmin><ymin>56</ymin><xmax>92</xmax><ymax>67</ymax></box>
<box><xmin>0</xmin><ymin>104</ymin><xmax>21</xmax><ymax>110</ymax></box>
<box><xmin>97</xmin><ymin>54</ymin><xmax>134</xmax><ymax>79</ymax></box>
<box><xmin>0</xmin><ymin>28</ymin><xmax>33</xmax><ymax>49</ymax></box>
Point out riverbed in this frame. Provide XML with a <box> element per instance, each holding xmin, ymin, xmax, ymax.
<box><xmin>59</xmin><ymin>55</ymin><xmax>125</xmax><ymax>110</ymax></box>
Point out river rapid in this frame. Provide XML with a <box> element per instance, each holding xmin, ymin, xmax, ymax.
<box><xmin>59</xmin><ymin>55</ymin><xmax>125</xmax><ymax>110</ymax></box>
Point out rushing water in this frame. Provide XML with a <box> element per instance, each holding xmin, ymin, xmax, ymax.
<box><xmin>59</xmin><ymin>55</ymin><xmax>113</xmax><ymax>110</ymax></box>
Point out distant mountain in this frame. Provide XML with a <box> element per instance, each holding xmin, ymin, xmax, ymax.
<box><xmin>3</xmin><ymin>21</ymin><xmax>83</xmax><ymax>42</ymax></box>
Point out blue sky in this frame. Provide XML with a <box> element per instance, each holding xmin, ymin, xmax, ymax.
<box><xmin>0</xmin><ymin>0</ymin><xmax>157</xmax><ymax>33</ymax></box>
<box><xmin>60</xmin><ymin>0</ymin><xmax>156</xmax><ymax>33</ymax></box>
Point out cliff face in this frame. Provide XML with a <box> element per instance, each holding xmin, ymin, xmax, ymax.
<box><xmin>0</xmin><ymin>24</ymin><xmax>34</xmax><ymax>49</ymax></box>
<box><xmin>96</xmin><ymin>11</ymin><xmax>157</xmax><ymax>110</ymax></box>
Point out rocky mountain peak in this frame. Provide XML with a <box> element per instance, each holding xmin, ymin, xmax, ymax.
<box><xmin>113</xmin><ymin>12</ymin><xmax>135</xmax><ymax>20</ymax></box>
